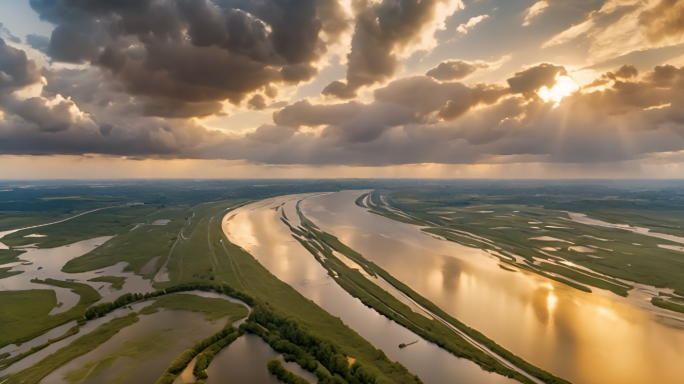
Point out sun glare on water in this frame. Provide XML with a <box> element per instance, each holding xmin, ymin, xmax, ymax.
<box><xmin>538</xmin><ymin>76</ymin><xmax>579</xmax><ymax>106</ymax></box>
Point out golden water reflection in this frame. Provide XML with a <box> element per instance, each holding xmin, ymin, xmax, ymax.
<box><xmin>303</xmin><ymin>191</ymin><xmax>684</xmax><ymax>384</ymax></box>
<box><xmin>222</xmin><ymin>194</ymin><xmax>519</xmax><ymax>384</ymax></box>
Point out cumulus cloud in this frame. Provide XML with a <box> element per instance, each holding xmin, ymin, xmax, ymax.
<box><xmin>2</xmin><ymin>0</ymin><xmax>684</xmax><ymax>173</ymax></box>
<box><xmin>322</xmin><ymin>0</ymin><xmax>463</xmax><ymax>99</ymax></box>
<box><xmin>506</xmin><ymin>63</ymin><xmax>568</xmax><ymax>95</ymax></box>
<box><xmin>522</xmin><ymin>1</ymin><xmax>549</xmax><ymax>26</ymax></box>
<box><xmin>221</xmin><ymin>63</ymin><xmax>684</xmax><ymax>166</ymax></box>
<box><xmin>27</xmin><ymin>0</ymin><xmax>332</xmax><ymax>117</ymax></box>
<box><xmin>0</xmin><ymin>37</ymin><xmax>41</xmax><ymax>95</ymax></box>
<box><xmin>426</xmin><ymin>60</ymin><xmax>489</xmax><ymax>81</ymax></box>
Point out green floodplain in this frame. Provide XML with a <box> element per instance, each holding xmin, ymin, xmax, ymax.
<box><xmin>1</xmin><ymin>179</ymin><xmax>684</xmax><ymax>384</ymax></box>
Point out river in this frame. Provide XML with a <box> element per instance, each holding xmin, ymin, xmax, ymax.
<box><xmin>223</xmin><ymin>193</ymin><xmax>517</xmax><ymax>384</ymax></box>
<box><xmin>298</xmin><ymin>190</ymin><xmax>684</xmax><ymax>384</ymax></box>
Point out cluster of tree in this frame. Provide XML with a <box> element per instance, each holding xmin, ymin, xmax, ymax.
<box><xmin>84</xmin><ymin>281</ymin><xmax>256</xmax><ymax>320</ymax></box>
<box><xmin>193</xmin><ymin>329</ymin><xmax>243</xmax><ymax>380</ymax></box>
<box><xmin>244</xmin><ymin>304</ymin><xmax>392</xmax><ymax>384</ymax></box>
<box><xmin>155</xmin><ymin>326</ymin><xmax>241</xmax><ymax>384</ymax></box>
<box><xmin>266</xmin><ymin>359</ymin><xmax>310</xmax><ymax>384</ymax></box>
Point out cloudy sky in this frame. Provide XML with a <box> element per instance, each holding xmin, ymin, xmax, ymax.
<box><xmin>0</xmin><ymin>0</ymin><xmax>683</xmax><ymax>178</ymax></box>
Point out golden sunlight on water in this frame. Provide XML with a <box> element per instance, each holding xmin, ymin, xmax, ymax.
<box><xmin>303</xmin><ymin>191</ymin><xmax>684</xmax><ymax>384</ymax></box>
<box><xmin>222</xmin><ymin>194</ymin><xmax>520</xmax><ymax>384</ymax></box>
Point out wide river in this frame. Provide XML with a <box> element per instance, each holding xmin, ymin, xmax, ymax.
<box><xmin>225</xmin><ymin>191</ymin><xmax>684</xmax><ymax>384</ymax></box>
<box><xmin>223</xmin><ymin>193</ymin><xmax>517</xmax><ymax>384</ymax></box>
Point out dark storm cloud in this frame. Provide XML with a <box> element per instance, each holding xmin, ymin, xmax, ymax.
<box><xmin>0</xmin><ymin>38</ymin><xmax>41</xmax><ymax>95</ymax></box>
<box><xmin>27</xmin><ymin>0</ymin><xmax>330</xmax><ymax>117</ymax></box>
<box><xmin>322</xmin><ymin>0</ymin><xmax>458</xmax><ymax>99</ymax></box>
<box><xmin>426</xmin><ymin>60</ymin><xmax>489</xmax><ymax>81</ymax></box>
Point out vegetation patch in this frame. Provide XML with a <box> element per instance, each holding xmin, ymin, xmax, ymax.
<box><xmin>537</xmin><ymin>262</ymin><xmax>631</xmax><ymax>297</ymax></box>
<box><xmin>0</xmin><ymin>313</ymin><xmax>140</xmax><ymax>384</ymax></box>
<box><xmin>0</xmin><ymin>279</ymin><xmax>100</xmax><ymax>349</ymax></box>
<box><xmin>0</xmin><ymin>266</ymin><xmax>23</xmax><ymax>279</ymax></box>
<box><xmin>651</xmin><ymin>297</ymin><xmax>684</xmax><ymax>314</ymax></box>
<box><xmin>87</xmin><ymin>276</ymin><xmax>126</xmax><ymax>290</ymax></box>
<box><xmin>398</xmin><ymin>341</ymin><xmax>418</xmax><ymax>349</ymax></box>
<box><xmin>0</xmin><ymin>326</ymin><xmax>80</xmax><ymax>371</ymax></box>
<box><xmin>63</xmin><ymin>329</ymin><xmax>172</xmax><ymax>384</ymax></box>
<box><xmin>0</xmin><ymin>249</ymin><xmax>26</xmax><ymax>266</ymax></box>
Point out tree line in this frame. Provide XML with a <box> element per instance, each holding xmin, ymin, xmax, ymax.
<box><xmin>85</xmin><ymin>282</ymin><xmax>255</xmax><ymax>320</ymax></box>
<box><xmin>267</xmin><ymin>359</ymin><xmax>310</xmax><ymax>384</ymax></box>
<box><xmin>244</xmin><ymin>304</ymin><xmax>411</xmax><ymax>384</ymax></box>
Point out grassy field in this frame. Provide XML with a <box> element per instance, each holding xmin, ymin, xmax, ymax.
<box><xmin>0</xmin><ymin>280</ymin><xmax>101</xmax><ymax>349</ymax></box>
<box><xmin>0</xmin><ymin>249</ymin><xmax>26</xmax><ymax>266</ymax></box>
<box><xmin>138</xmin><ymin>294</ymin><xmax>248</xmax><ymax>324</ymax></box>
<box><xmin>0</xmin><ymin>266</ymin><xmax>23</xmax><ymax>279</ymax></box>
<box><xmin>0</xmin><ymin>289</ymin><xmax>58</xmax><ymax>346</ymax></box>
<box><xmin>63</xmin><ymin>200</ymin><xmax>246</xmax><ymax>283</ymax></box>
<box><xmin>2</xmin><ymin>290</ymin><xmax>248</xmax><ymax>383</ymax></box>
<box><xmin>0</xmin><ymin>205</ymin><xmax>181</xmax><ymax>249</ymax></box>
<box><xmin>88</xmin><ymin>276</ymin><xmax>126</xmax><ymax>290</ymax></box>
<box><xmin>0</xmin><ymin>313</ymin><xmax>140</xmax><ymax>384</ymax></box>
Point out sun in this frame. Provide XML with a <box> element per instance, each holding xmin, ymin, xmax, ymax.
<box><xmin>537</xmin><ymin>76</ymin><xmax>579</xmax><ymax>105</ymax></box>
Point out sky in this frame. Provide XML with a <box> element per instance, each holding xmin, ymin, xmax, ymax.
<box><xmin>0</xmin><ymin>0</ymin><xmax>683</xmax><ymax>179</ymax></box>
